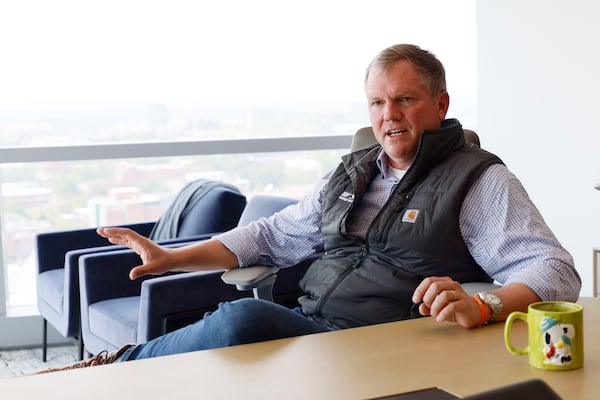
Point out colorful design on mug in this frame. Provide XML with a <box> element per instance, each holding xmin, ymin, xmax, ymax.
<box><xmin>541</xmin><ymin>317</ymin><xmax>575</xmax><ymax>366</ymax></box>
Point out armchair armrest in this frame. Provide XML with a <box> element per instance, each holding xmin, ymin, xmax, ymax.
<box><xmin>138</xmin><ymin>270</ymin><xmax>253</xmax><ymax>342</ymax></box>
<box><xmin>72</xmin><ymin>231</ymin><xmax>220</xmax><ymax>304</ymax></box>
<box><xmin>36</xmin><ymin>222</ymin><xmax>155</xmax><ymax>274</ymax></box>
<box><xmin>78</xmin><ymin>239</ymin><xmax>209</xmax><ymax>305</ymax></box>
<box><xmin>221</xmin><ymin>266</ymin><xmax>279</xmax><ymax>301</ymax></box>
<box><xmin>460</xmin><ymin>281</ymin><xmax>501</xmax><ymax>295</ymax></box>
<box><xmin>79</xmin><ymin>248</ymin><xmax>150</xmax><ymax>305</ymax></box>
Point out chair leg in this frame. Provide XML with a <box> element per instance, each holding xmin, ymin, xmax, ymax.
<box><xmin>77</xmin><ymin>332</ymin><xmax>84</xmax><ymax>361</ymax></box>
<box><xmin>251</xmin><ymin>274</ymin><xmax>277</xmax><ymax>302</ymax></box>
<box><xmin>42</xmin><ymin>318</ymin><xmax>48</xmax><ymax>362</ymax></box>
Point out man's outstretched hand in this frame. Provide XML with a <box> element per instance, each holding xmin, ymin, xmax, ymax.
<box><xmin>97</xmin><ymin>227</ymin><xmax>175</xmax><ymax>280</ymax></box>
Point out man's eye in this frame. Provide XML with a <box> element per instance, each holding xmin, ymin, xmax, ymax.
<box><xmin>399</xmin><ymin>97</ymin><xmax>412</xmax><ymax>103</ymax></box>
<box><xmin>371</xmin><ymin>100</ymin><xmax>383</xmax><ymax>107</ymax></box>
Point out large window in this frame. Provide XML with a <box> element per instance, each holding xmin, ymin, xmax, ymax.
<box><xmin>0</xmin><ymin>0</ymin><xmax>476</xmax><ymax>312</ymax></box>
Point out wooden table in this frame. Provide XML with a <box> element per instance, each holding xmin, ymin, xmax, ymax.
<box><xmin>2</xmin><ymin>297</ymin><xmax>599</xmax><ymax>399</ymax></box>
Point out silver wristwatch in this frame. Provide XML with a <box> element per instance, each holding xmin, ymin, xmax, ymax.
<box><xmin>476</xmin><ymin>292</ymin><xmax>503</xmax><ymax>322</ymax></box>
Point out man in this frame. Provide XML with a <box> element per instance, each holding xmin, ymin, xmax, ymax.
<box><xmin>45</xmin><ymin>44</ymin><xmax>580</xmax><ymax>370</ymax></box>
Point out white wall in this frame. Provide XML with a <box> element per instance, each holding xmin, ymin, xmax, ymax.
<box><xmin>477</xmin><ymin>1</ymin><xmax>600</xmax><ymax>296</ymax></box>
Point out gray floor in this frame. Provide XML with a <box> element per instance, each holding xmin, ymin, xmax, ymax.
<box><xmin>0</xmin><ymin>345</ymin><xmax>78</xmax><ymax>378</ymax></box>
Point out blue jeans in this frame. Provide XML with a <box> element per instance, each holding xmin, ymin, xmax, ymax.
<box><xmin>120</xmin><ymin>298</ymin><xmax>332</xmax><ymax>361</ymax></box>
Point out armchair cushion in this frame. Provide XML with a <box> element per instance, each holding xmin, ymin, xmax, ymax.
<box><xmin>88</xmin><ymin>297</ymin><xmax>140</xmax><ymax>349</ymax></box>
<box><xmin>37</xmin><ymin>269</ymin><xmax>65</xmax><ymax>315</ymax></box>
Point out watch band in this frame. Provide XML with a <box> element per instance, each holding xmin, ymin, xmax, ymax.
<box><xmin>471</xmin><ymin>294</ymin><xmax>490</xmax><ymax>327</ymax></box>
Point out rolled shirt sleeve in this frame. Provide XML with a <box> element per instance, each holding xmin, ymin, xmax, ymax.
<box><xmin>215</xmin><ymin>176</ymin><xmax>328</xmax><ymax>268</ymax></box>
<box><xmin>460</xmin><ymin>164</ymin><xmax>581</xmax><ymax>301</ymax></box>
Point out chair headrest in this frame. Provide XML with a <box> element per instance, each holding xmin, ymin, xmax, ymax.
<box><xmin>350</xmin><ymin>127</ymin><xmax>379</xmax><ymax>152</ymax></box>
<box><xmin>463</xmin><ymin>129</ymin><xmax>480</xmax><ymax>147</ymax></box>
<box><xmin>237</xmin><ymin>195</ymin><xmax>298</xmax><ymax>226</ymax></box>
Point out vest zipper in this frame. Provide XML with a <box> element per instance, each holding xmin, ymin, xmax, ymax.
<box><xmin>394</xmin><ymin>191</ymin><xmax>413</xmax><ymax>212</ymax></box>
<box><xmin>316</xmin><ymin>190</ymin><xmax>410</xmax><ymax>314</ymax></box>
<box><xmin>359</xmin><ymin>243</ymin><xmax>368</xmax><ymax>258</ymax></box>
<box><xmin>315</xmin><ymin>242</ymin><xmax>369</xmax><ymax>315</ymax></box>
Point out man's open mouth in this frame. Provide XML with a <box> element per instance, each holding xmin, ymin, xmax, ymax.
<box><xmin>387</xmin><ymin>129</ymin><xmax>406</xmax><ymax>137</ymax></box>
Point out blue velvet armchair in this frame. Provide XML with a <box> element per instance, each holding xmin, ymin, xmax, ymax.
<box><xmin>36</xmin><ymin>180</ymin><xmax>246</xmax><ymax>360</ymax></box>
<box><xmin>78</xmin><ymin>194</ymin><xmax>302</xmax><ymax>355</ymax></box>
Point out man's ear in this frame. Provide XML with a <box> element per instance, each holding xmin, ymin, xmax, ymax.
<box><xmin>437</xmin><ymin>91</ymin><xmax>450</xmax><ymax>121</ymax></box>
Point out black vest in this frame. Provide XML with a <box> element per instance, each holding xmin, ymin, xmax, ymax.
<box><xmin>298</xmin><ymin>120</ymin><xmax>503</xmax><ymax>329</ymax></box>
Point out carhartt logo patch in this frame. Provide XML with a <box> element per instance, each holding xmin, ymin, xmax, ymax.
<box><xmin>338</xmin><ymin>191</ymin><xmax>355</xmax><ymax>203</ymax></box>
<box><xmin>402</xmin><ymin>209</ymin><xmax>419</xmax><ymax>223</ymax></box>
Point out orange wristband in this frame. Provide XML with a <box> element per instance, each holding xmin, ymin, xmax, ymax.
<box><xmin>471</xmin><ymin>294</ymin><xmax>490</xmax><ymax>327</ymax></box>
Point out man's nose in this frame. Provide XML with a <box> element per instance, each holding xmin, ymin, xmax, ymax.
<box><xmin>383</xmin><ymin>102</ymin><xmax>402</xmax><ymax>121</ymax></box>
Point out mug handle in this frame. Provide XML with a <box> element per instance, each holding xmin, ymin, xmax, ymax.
<box><xmin>504</xmin><ymin>311</ymin><xmax>529</xmax><ymax>356</ymax></box>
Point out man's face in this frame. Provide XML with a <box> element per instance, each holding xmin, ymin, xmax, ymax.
<box><xmin>366</xmin><ymin>60</ymin><xmax>449</xmax><ymax>170</ymax></box>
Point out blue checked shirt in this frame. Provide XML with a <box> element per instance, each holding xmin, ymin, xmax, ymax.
<box><xmin>216</xmin><ymin>153</ymin><xmax>581</xmax><ymax>302</ymax></box>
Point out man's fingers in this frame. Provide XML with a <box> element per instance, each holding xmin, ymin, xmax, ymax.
<box><xmin>129</xmin><ymin>266</ymin><xmax>145</xmax><ymax>280</ymax></box>
<box><xmin>434</xmin><ymin>300</ymin><xmax>460</xmax><ymax>322</ymax></box>
<box><xmin>413</xmin><ymin>276</ymin><xmax>449</xmax><ymax>303</ymax></box>
<box><xmin>418</xmin><ymin>303</ymin><xmax>431</xmax><ymax>316</ymax></box>
<box><xmin>414</xmin><ymin>276</ymin><xmax>455</xmax><ymax>305</ymax></box>
<box><xmin>97</xmin><ymin>227</ymin><xmax>145</xmax><ymax>249</ymax></box>
<box><xmin>129</xmin><ymin>263</ymin><xmax>160</xmax><ymax>280</ymax></box>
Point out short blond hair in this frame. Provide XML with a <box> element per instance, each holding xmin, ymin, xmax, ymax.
<box><xmin>365</xmin><ymin>44</ymin><xmax>447</xmax><ymax>97</ymax></box>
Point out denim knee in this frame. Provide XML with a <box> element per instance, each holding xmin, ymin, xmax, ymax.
<box><xmin>206</xmin><ymin>299</ymin><xmax>285</xmax><ymax>346</ymax></box>
<box><xmin>204</xmin><ymin>298</ymin><xmax>325</xmax><ymax>347</ymax></box>
<box><xmin>122</xmin><ymin>298</ymin><xmax>330</xmax><ymax>361</ymax></box>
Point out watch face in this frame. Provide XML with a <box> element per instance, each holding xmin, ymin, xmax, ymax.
<box><xmin>483</xmin><ymin>292</ymin><xmax>501</xmax><ymax>306</ymax></box>
<box><xmin>480</xmin><ymin>292</ymin><xmax>503</xmax><ymax>321</ymax></box>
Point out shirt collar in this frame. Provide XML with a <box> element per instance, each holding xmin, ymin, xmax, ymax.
<box><xmin>376</xmin><ymin>150</ymin><xmax>413</xmax><ymax>180</ymax></box>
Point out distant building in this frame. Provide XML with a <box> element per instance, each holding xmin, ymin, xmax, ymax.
<box><xmin>88</xmin><ymin>187</ymin><xmax>164</xmax><ymax>226</ymax></box>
